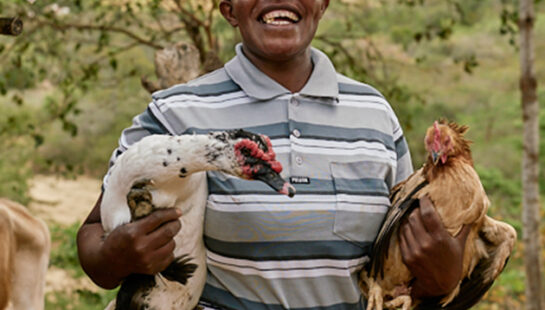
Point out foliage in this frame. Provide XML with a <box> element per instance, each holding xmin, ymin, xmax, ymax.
<box><xmin>0</xmin><ymin>96</ymin><xmax>38</xmax><ymax>203</ymax></box>
<box><xmin>0</xmin><ymin>0</ymin><xmax>544</xmax><ymax>307</ymax></box>
<box><xmin>46</xmin><ymin>289</ymin><xmax>118</xmax><ymax>310</ymax></box>
<box><xmin>49</xmin><ymin>223</ymin><xmax>83</xmax><ymax>277</ymax></box>
<box><xmin>47</xmin><ymin>222</ymin><xmax>119</xmax><ymax>309</ymax></box>
<box><xmin>0</xmin><ymin>0</ymin><xmax>520</xmax><ymax>184</ymax></box>
<box><xmin>0</xmin><ymin>0</ymin><xmax>227</xmax><ymax>198</ymax></box>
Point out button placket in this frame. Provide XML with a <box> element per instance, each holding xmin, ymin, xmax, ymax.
<box><xmin>290</xmin><ymin>96</ymin><xmax>299</xmax><ymax>107</ymax></box>
<box><xmin>288</xmin><ymin>94</ymin><xmax>302</xmax><ymax>172</ymax></box>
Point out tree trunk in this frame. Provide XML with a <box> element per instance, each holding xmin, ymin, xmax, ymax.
<box><xmin>518</xmin><ymin>1</ymin><xmax>543</xmax><ymax>310</ymax></box>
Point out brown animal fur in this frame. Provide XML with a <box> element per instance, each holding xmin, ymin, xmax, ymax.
<box><xmin>0</xmin><ymin>198</ymin><xmax>50</xmax><ymax>310</ymax></box>
<box><xmin>0</xmin><ymin>208</ymin><xmax>15</xmax><ymax>310</ymax></box>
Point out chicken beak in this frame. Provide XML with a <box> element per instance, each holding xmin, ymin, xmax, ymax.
<box><xmin>254</xmin><ymin>168</ymin><xmax>296</xmax><ymax>198</ymax></box>
<box><xmin>432</xmin><ymin>151</ymin><xmax>440</xmax><ymax>165</ymax></box>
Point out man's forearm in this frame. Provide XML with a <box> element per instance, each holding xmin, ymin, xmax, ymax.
<box><xmin>77</xmin><ymin>222</ymin><xmax>127</xmax><ymax>289</ymax></box>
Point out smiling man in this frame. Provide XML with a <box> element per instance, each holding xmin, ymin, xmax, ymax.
<box><xmin>77</xmin><ymin>1</ymin><xmax>469</xmax><ymax>309</ymax></box>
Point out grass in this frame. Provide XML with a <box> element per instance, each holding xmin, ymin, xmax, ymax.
<box><xmin>49</xmin><ymin>223</ymin><xmax>85</xmax><ymax>277</ymax></box>
<box><xmin>47</xmin><ymin>223</ymin><xmax>119</xmax><ymax>309</ymax></box>
<box><xmin>46</xmin><ymin>289</ymin><xmax>118</xmax><ymax>310</ymax></box>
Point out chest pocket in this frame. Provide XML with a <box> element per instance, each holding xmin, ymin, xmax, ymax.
<box><xmin>330</xmin><ymin>161</ymin><xmax>393</xmax><ymax>248</ymax></box>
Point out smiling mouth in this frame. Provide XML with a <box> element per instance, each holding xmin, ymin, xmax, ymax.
<box><xmin>259</xmin><ymin>10</ymin><xmax>301</xmax><ymax>25</ymax></box>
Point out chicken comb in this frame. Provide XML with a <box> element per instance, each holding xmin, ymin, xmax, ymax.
<box><xmin>432</xmin><ymin>121</ymin><xmax>442</xmax><ymax>152</ymax></box>
<box><xmin>447</xmin><ymin>122</ymin><xmax>470</xmax><ymax>136</ymax></box>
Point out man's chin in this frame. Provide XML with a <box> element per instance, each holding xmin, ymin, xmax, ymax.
<box><xmin>252</xmin><ymin>40</ymin><xmax>310</xmax><ymax>61</ymax></box>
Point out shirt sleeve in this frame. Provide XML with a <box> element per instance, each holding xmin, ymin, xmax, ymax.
<box><xmin>102</xmin><ymin>103</ymin><xmax>170</xmax><ymax>189</ymax></box>
<box><xmin>391</xmin><ymin>119</ymin><xmax>413</xmax><ymax>186</ymax></box>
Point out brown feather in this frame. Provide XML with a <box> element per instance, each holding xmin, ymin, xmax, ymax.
<box><xmin>360</xmin><ymin>120</ymin><xmax>517</xmax><ymax>310</ymax></box>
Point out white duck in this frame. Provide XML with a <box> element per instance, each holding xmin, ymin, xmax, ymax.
<box><xmin>101</xmin><ymin>129</ymin><xmax>295</xmax><ymax>310</ymax></box>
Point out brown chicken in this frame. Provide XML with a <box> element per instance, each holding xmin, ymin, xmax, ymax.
<box><xmin>360</xmin><ymin>120</ymin><xmax>517</xmax><ymax>310</ymax></box>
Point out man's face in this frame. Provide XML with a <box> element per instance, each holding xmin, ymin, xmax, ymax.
<box><xmin>220</xmin><ymin>0</ymin><xmax>329</xmax><ymax>62</ymax></box>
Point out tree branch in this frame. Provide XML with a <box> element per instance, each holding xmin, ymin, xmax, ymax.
<box><xmin>37</xmin><ymin>19</ymin><xmax>164</xmax><ymax>50</ymax></box>
<box><xmin>206</xmin><ymin>0</ymin><xmax>219</xmax><ymax>51</ymax></box>
<box><xmin>0</xmin><ymin>17</ymin><xmax>23</xmax><ymax>36</ymax></box>
<box><xmin>173</xmin><ymin>0</ymin><xmax>206</xmax><ymax>29</ymax></box>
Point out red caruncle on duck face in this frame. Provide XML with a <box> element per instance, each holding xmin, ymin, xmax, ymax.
<box><xmin>220</xmin><ymin>0</ymin><xmax>330</xmax><ymax>62</ymax></box>
<box><xmin>234</xmin><ymin>135</ymin><xmax>282</xmax><ymax>177</ymax></box>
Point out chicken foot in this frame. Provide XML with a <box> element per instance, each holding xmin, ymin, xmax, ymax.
<box><xmin>364</xmin><ymin>278</ymin><xmax>412</xmax><ymax>310</ymax></box>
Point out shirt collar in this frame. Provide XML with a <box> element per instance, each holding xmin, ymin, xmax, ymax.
<box><xmin>225</xmin><ymin>44</ymin><xmax>339</xmax><ymax>102</ymax></box>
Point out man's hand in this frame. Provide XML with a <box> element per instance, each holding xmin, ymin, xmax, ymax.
<box><xmin>399</xmin><ymin>196</ymin><xmax>471</xmax><ymax>298</ymax></box>
<box><xmin>77</xmin><ymin>194</ymin><xmax>182</xmax><ymax>289</ymax></box>
<box><xmin>101</xmin><ymin>208</ymin><xmax>182</xmax><ymax>275</ymax></box>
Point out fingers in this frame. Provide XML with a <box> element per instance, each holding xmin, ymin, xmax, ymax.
<box><xmin>153</xmin><ymin>240</ymin><xmax>177</xmax><ymax>271</ymax></box>
<box><xmin>399</xmin><ymin>216</ymin><xmax>429</xmax><ymax>267</ymax></box>
<box><xmin>406</xmin><ymin>207</ymin><xmax>429</xmax><ymax>238</ymax></box>
<box><xmin>137</xmin><ymin>244</ymin><xmax>176</xmax><ymax>274</ymax></box>
<box><xmin>104</xmin><ymin>208</ymin><xmax>182</xmax><ymax>275</ymax></box>
<box><xmin>455</xmin><ymin>223</ymin><xmax>472</xmax><ymax>243</ymax></box>
<box><xmin>418</xmin><ymin>196</ymin><xmax>445</xmax><ymax>234</ymax></box>
<box><xmin>399</xmin><ymin>226</ymin><xmax>411</xmax><ymax>263</ymax></box>
<box><xmin>137</xmin><ymin>240</ymin><xmax>176</xmax><ymax>274</ymax></box>
<box><xmin>146</xmin><ymin>217</ymin><xmax>182</xmax><ymax>250</ymax></box>
<box><xmin>400</xmin><ymin>219</ymin><xmax>418</xmax><ymax>252</ymax></box>
<box><xmin>136</xmin><ymin>208</ymin><xmax>182</xmax><ymax>234</ymax></box>
<box><xmin>125</xmin><ymin>227</ymin><xmax>177</xmax><ymax>275</ymax></box>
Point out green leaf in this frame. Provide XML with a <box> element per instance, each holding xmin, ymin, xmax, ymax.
<box><xmin>32</xmin><ymin>133</ymin><xmax>44</xmax><ymax>147</ymax></box>
<box><xmin>109</xmin><ymin>58</ymin><xmax>118</xmax><ymax>70</ymax></box>
<box><xmin>62</xmin><ymin>120</ymin><xmax>78</xmax><ymax>137</ymax></box>
<box><xmin>11</xmin><ymin>94</ymin><xmax>24</xmax><ymax>106</ymax></box>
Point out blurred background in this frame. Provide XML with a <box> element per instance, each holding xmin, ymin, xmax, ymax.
<box><xmin>0</xmin><ymin>0</ymin><xmax>543</xmax><ymax>309</ymax></box>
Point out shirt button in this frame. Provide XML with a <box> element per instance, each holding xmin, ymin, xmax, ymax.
<box><xmin>292</xmin><ymin>129</ymin><xmax>301</xmax><ymax>138</ymax></box>
<box><xmin>295</xmin><ymin>156</ymin><xmax>303</xmax><ymax>165</ymax></box>
<box><xmin>290</xmin><ymin>97</ymin><xmax>299</xmax><ymax>106</ymax></box>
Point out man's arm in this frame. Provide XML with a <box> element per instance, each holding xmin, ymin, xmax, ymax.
<box><xmin>399</xmin><ymin>196</ymin><xmax>471</xmax><ymax>298</ymax></box>
<box><xmin>76</xmin><ymin>193</ymin><xmax>182</xmax><ymax>289</ymax></box>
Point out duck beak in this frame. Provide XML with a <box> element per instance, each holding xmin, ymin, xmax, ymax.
<box><xmin>254</xmin><ymin>167</ymin><xmax>296</xmax><ymax>198</ymax></box>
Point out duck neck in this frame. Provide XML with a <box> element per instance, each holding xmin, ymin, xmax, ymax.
<box><xmin>170</xmin><ymin>134</ymin><xmax>230</xmax><ymax>176</ymax></box>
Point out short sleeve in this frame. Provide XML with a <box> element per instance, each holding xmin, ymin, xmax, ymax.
<box><xmin>102</xmin><ymin>103</ymin><xmax>169</xmax><ymax>188</ymax></box>
<box><xmin>391</xmin><ymin>119</ymin><xmax>413</xmax><ymax>186</ymax></box>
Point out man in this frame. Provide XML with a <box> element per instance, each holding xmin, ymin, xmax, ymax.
<box><xmin>77</xmin><ymin>1</ymin><xmax>470</xmax><ymax>308</ymax></box>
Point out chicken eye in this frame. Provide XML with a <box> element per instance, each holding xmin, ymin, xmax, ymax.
<box><xmin>444</xmin><ymin>136</ymin><xmax>452</xmax><ymax>148</ymax></box>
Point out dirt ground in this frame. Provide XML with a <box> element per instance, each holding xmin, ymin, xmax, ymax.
<box><xmin>29</xmin><ymin>175</ymin><xmax>101</xmax><ymax>226</ymax></box>
<box><xmin>28</xmin><ymin>175</ymin><xmax>103</xmax><ymax>296</ymax></box>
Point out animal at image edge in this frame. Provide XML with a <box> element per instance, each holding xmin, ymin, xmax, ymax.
<box><xmin>101</xmin><ymin>129</ymin><xmax>295</xmax><ymax>310</ymax></box>
<box><xmin>360</xmin><ymin>120</ymin><xmax>517</xmax><ymax>310</ymax></box>
<box><xmin>0</xmin><ymin>198</ymin><xmax>50</xmax><ymax>310</ymax></box>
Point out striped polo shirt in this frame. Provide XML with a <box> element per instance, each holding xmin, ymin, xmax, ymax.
<box><xmin>105</xmin><ymin>44</ymin><xmax>413</xmax><ymax>310</ymax></box>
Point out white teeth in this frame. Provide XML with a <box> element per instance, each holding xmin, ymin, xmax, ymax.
<box><xmin>261</xmin><ymin>10</ymin><xmax>300</xmax><ymax>25</ymax></box>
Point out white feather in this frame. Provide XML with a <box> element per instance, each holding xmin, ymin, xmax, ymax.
<box><xmin>100</xmin><ymin>133</ymin><xmax>246</xmax><ymax>310</ymax></box>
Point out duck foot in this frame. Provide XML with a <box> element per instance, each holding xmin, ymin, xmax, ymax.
<box><xmin>127</xmin><ymin>180</ymin><xmax>155</xmax><ymax>219</ymax></box>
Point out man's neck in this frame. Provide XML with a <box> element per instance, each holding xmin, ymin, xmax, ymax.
<box><xmin>241</xmin><ymin>47</ymin><xmax>313</xmax><ymax>93</ymax></box>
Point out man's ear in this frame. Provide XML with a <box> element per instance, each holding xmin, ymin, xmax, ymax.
<box><xmin>317</xmin><ymin>0</ymin><xmax>329</xmax><ymax>19</ymax></box>
<box><xmin>219</xmin><ymin>0</ymin><xmax>238</xmax><ymax>27</ymax></box>
<box><xmin>322</xmin><ymin>0</ymin><xmax>330</xmax><ymax>11</ymax></box>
